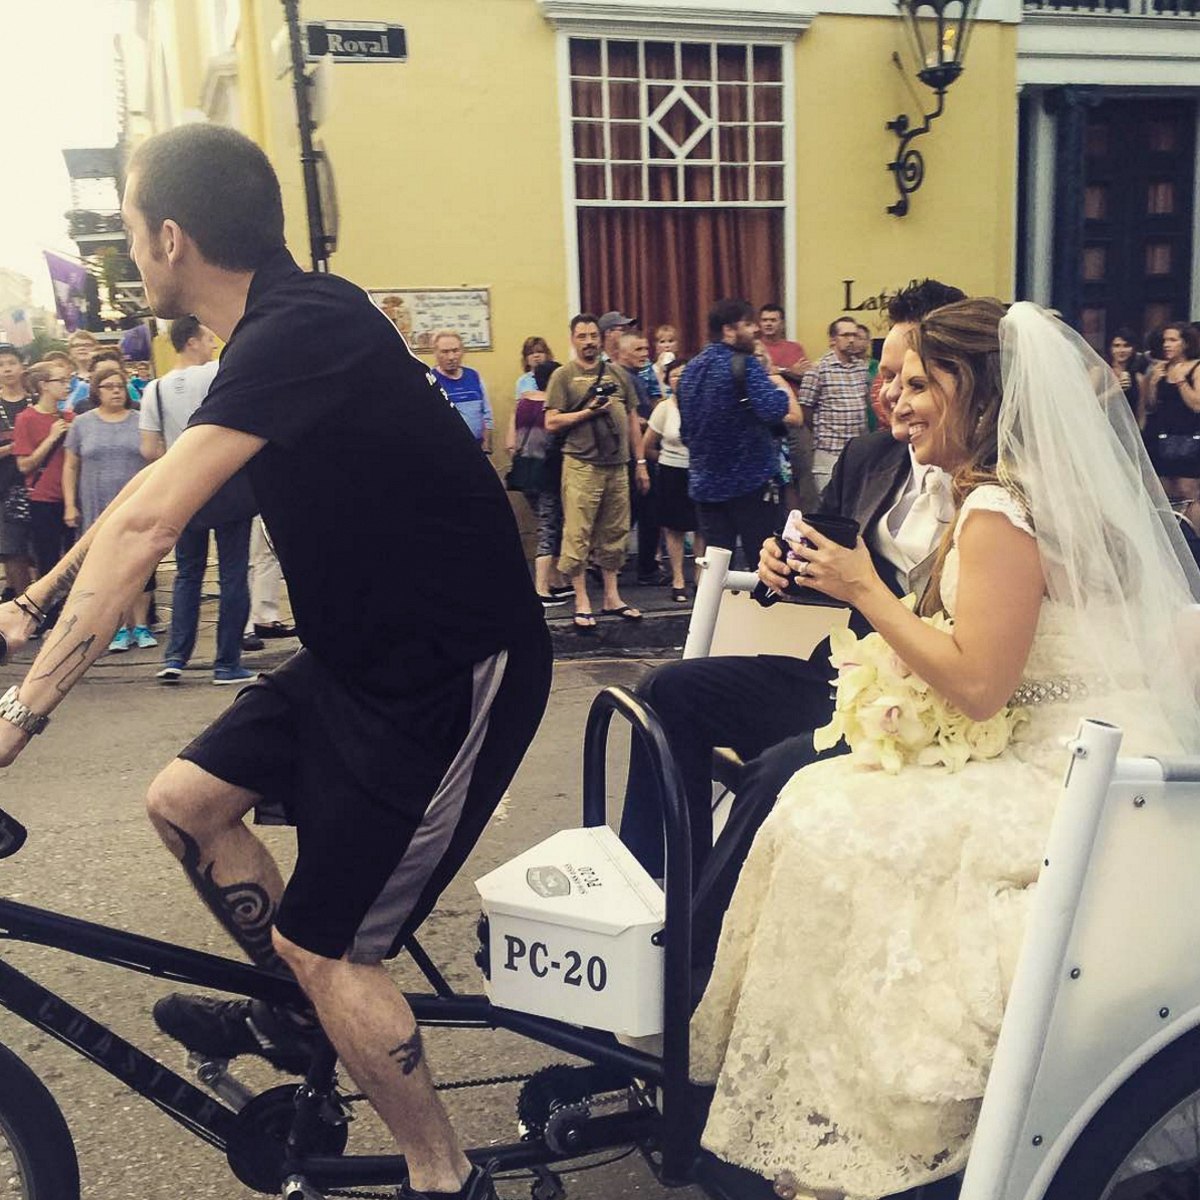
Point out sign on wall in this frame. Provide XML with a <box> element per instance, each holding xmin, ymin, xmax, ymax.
<box><xmin>305</xmin><ymin>21</ymin><xmax>407</xmax><ymax>62</ymax></box>
<box><xmin>369</xmin><ymin>288</ymin><xmax>492</xmax><ymax>353</ymax></box>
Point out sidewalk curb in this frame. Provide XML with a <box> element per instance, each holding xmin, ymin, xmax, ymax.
<box><xmin>546</xmin><ymin>607</ymin><xmax>690</xmax><ymax>660</ymax></box>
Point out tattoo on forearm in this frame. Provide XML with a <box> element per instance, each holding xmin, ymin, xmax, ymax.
<box><xmin>32</xmin><ymin>542</ymin><xmax>89</xmax><ymax>610</ymax></box>
<box><xmin>30</xmin><ymin>624</ymin><xmax>97</xmax><ymax>695</ymax></box>
<box><xmin>387</xmin><ymin>1030</ymin><xmax>424</xmax><ymax>1076</ymax></box>
<box><xmin>166</xmin><ymin>820</ymin><xmax>289</xmax><ymax>975</ymax></box>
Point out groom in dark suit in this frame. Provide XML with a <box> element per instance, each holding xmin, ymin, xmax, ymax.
<box><xmin>617</xmin><ymin>279</ymin><xmax>965</xmax><ymax>971</ymax></box>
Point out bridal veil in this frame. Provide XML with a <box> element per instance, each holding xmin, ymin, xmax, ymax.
<box><xmin>997</xmin><ymin>302</ymin><xmax>1200</xmax><ymax>754</ymax></box>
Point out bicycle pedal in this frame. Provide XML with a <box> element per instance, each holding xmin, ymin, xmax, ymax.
<box><xmin>186</xmin><ymin>1052</ymin><xmax>256</xmax><ymax>1111</ymax></box>
<box><xmin>280</xmin><ymin>1176</ymin><xmax>325</xmax><ymax>1200</ymax></box>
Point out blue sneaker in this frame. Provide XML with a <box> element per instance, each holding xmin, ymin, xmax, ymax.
<box><xmin>156</xmin><ymin>661</ymin><xmax>185</xmax><ymax>685</ymax></box>
<box><xmin>132</xmin><ymin>625</ymin><xmax>158</xmax><ymax>649</ymax></box>
<box><xmin>213</xmin><ymin>666</ymin><xmax>256</xmax><ymax>687</ymax></box>
<box><xmin>107</xmin><ymin>627</ymin><xmax>132</xmax><ymax>653</ymax></box>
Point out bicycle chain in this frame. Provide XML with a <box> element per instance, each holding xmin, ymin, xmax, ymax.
<box><xmin>340</xmin><ymin>1068</ymin><xmax>537</xmax><ymax>1105</ymax></box>
<box><xmin>325</xmin><ymin>1072</ymin><xmax>537</xmax><ymax>1197</ymax></box>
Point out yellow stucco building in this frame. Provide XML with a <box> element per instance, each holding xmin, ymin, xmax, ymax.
<box><xmin>125</xmin><ymin>0</ymin><xmax>1021</xmax><ymax>452</ymax></box>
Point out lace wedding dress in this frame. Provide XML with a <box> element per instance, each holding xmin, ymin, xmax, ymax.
<box><xmin>690</xmin><ymin>484</ymin><xmax>1179</xmax><ymax>1200</ymax></box>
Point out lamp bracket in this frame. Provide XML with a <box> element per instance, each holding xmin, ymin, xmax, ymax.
<box><xmin>885</xmin><ymin>87</ymin><xmax>946</xmax><ymax>218</ymax></box>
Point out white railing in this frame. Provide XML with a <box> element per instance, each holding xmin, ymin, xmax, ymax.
<box><xmin>1024</xmin><ymin>0</ymin><xmax>1199</xmax><ymax>14</ymax></box>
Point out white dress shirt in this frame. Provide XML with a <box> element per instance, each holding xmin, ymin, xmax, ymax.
<box><xmin>873</xmin><ymin>448</ymin><xmax>954</xmax><ymax>584</ymax></box>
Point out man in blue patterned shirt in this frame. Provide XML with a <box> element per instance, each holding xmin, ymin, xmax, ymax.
<box><xmin>678</xmin><ymin>298</ymin><xmax>798</xmax><ymax>561</ymax></box>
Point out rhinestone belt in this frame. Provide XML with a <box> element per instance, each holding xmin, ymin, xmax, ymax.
<box><xmin>1009</xmin><ymin>676</ymin><xmax>1091</xmax><ymax>707</ymax></box>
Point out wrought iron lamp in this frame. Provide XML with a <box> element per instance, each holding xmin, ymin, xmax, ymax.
<box><xmin>886</xmin><ymin>0</ymin><xmax>980</xmax><ymax>216</ymax></box>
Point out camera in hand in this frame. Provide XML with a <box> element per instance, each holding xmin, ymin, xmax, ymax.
<box><xmin>589</xmin><ymin>379</ymin><xmax>618</xmax><ymax>404</ymax></box>
<box><xmin>752</xmin><ymin>512</ymin><xmax>860</xmax><ymax>608</ymax></box>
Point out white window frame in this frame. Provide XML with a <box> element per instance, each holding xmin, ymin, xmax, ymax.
<box><xmin>568</xmin><ymin>39</ymin><xmax>788</xmax><ymax>209</ymax></box>
<box><xmin>553</xmin><ymin>28</ymin><xmax>798</xmax><ymax>325</ymax></box>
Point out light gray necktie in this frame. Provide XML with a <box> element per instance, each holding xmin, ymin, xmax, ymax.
<box><xmin>894</xmin><ymin>469</ymin><xmax>951</xmax><ymax>567</ymax></box>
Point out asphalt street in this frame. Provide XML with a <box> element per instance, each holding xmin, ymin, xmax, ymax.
<box><xmin>0</xmin><ymin>646</ymin><xmax>704</xmax><ymax>1200</ymax></box>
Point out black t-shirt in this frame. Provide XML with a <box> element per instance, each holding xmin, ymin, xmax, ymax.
<box><xmin>189</xmin><ymin>250</ymin><xmax>542</xmax><ymax>693</ymax></box>
<box><xmin>0</xmin><ymin>397</ymin><xmax>29</xmax><ymax>494</ymax></box>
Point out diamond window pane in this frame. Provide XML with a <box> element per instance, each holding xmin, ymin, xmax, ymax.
<box><xmin>1148</xmin><ymin>182</ymin><xmax>1176</xmax><ymax>216</ymax></box>
<box><xmin>690</xmin><ymin>131</ymin><xmax>714</xmax><ymax>162</ymax></box>
<box><xmin>648</xmin><ymin>83</ymin><xmax>673</xmax><ymax>112</ymax></box>
<box><xmin>570</xmin><ymin>39</ymin><xmax>601</xmax><ymax>77</ymax></box>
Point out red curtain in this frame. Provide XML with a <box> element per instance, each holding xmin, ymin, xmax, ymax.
<box><xmin>577</xmin><ymin>207</ymin><xmax>784</xmax><ymax>356</ymax></box>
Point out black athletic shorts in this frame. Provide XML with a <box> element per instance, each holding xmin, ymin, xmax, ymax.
<box><xmin>178</xmin><ymin>628</ymin><xmax>552</xmax><ymax>963</ymax></box>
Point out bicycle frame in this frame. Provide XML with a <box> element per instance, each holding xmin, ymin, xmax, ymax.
<box><xmin>0</xmin><ymin>685</ymin><xmax>703</xmax><ymax>1194</ymax></box>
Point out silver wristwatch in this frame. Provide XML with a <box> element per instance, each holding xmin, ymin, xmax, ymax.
<box><xmin>0</xmin><ymin>687</ymin><xmax>49</xmax><ymax>736</ymax></box>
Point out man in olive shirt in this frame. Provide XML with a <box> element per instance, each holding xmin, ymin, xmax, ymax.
<box><xmin>544</xmin><ymin>313</ymin><xmax>648</xmax><ymax>631</ymax></box>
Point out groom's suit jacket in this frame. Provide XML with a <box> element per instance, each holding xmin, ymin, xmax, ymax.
<box><xmin>815</xmin><ymin>427</ymin><xmax>939</xmax><ymax>602</ymax></box>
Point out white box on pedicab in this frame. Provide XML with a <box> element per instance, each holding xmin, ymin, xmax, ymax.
<box><xmin>474</xmin><ymin>826</ymin><xmax>665</xmax><ymax>1038</ymax></box>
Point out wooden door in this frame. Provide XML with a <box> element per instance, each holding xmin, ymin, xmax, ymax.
<box><xmin>1079</xmin><ymin>97</ymin><xmax>1196</xmax><ymax>349</ymax></box>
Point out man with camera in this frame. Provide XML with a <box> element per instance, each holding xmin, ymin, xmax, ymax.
<box><xmin>544</xmin><ymin>314</ymin><xmax>648</xmax><ymax>632</ymax></box>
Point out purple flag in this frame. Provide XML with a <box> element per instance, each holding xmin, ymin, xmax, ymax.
<box><xmin>43</xmin><ymin>251</ymin><xmax>89</xmax><ymax>333</ymax></box>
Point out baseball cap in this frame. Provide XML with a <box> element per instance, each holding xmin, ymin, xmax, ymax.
<box><xmin>597</xmin><ymin>311</ymin><xmax>637</xmax><ymax>334</ymax></box>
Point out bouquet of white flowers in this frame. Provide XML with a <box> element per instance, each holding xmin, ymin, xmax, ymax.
<box><xmin>813</xmin><ymin>598</ymin><xmax>1029</xmax><ymax>774</ymax></box>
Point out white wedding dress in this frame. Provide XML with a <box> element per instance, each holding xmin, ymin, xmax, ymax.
<box><xmin>690</xmin><ymin>484</ymin><xmax>1179</xmax><ymax>1200</ymax></box>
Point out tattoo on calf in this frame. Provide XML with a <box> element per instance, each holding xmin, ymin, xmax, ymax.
<box><xmin>387</xmin><ymin>1030</ymin><xmax>424</xmax><ymax>1076</ymax></box>
<box><xmin>166</xmin><ymin>820</ymin><xmax>288</xmax><ymax>975</ymax></box>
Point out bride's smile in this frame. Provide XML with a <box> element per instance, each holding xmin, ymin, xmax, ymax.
<box><xmin>893</xmin><ymin>347</ymin><xmax>959</xmax><ymax>469</ymax></box>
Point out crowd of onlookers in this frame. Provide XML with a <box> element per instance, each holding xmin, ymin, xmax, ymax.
<box><xmin>0</xmin><ymin>325</ymin><xmax>295</xmax><ymax>680</ymax></box>
<box><xmin>3</xmin><ymin>304</ymin><xmax>1197</xmax><ymax>653</ymax></box>
<box><xmin>420</xmin><ymin>304</ymin><xmax>1200</xmax><ymax>634</ymax></box>
<box><xmin>435</xmin><ymin>302</ymin><xmax>904</xmax><ymax>631</ymax></box>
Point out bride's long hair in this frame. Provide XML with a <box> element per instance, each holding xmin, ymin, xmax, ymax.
<box><xmin>911</xmin><ymin>297</ymin><xmax>1014</xmax><ymax>614</ymax></box>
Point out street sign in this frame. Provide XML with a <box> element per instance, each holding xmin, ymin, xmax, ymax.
<box><xmin>305</xmin><ymin>21</ymin><xmax>407</xmax><ymax>63</ymax></box>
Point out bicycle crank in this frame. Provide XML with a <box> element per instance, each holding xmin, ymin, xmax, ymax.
<box><xmin>227</xmin><ymin>1083</ymin><xmax>351</xmax><ymax>1194</ymax></box>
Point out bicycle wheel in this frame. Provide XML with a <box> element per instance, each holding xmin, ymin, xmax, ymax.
<box><xmin>1042</xmin><ymin>1023</ymin><xmax>1200</xmax><ymax>1200</ymax></box>
<box><xmin>0</xmin><ymin>1041</ymin><xmax>79</xmax><ymax>1199</ymax></box>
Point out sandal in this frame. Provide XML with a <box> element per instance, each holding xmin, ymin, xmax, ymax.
<box><xmin>671</xmin><ymin>587</ymin><xmax>689</xmax><ymax>603</ymax></box>
<box><xmin>573</xmin><ymin>612</ymin><xmax>597</xmax><ymax>634</ymax></box>
<box><xmin>600</xmin><ymin>605</ymin><xmax>643</xmax><ymax>621</ymax></box>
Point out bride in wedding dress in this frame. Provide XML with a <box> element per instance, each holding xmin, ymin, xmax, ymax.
<box><xmin>690</xmin><ymin>299</ymin><xmax>1200</xmax><ymax>1200</ymax></box>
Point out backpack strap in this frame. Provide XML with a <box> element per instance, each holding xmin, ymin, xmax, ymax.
<box><xmin>731</xmin><ymin>352</ymin><xmax>748</xmax><ymax>403</ymax></box>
